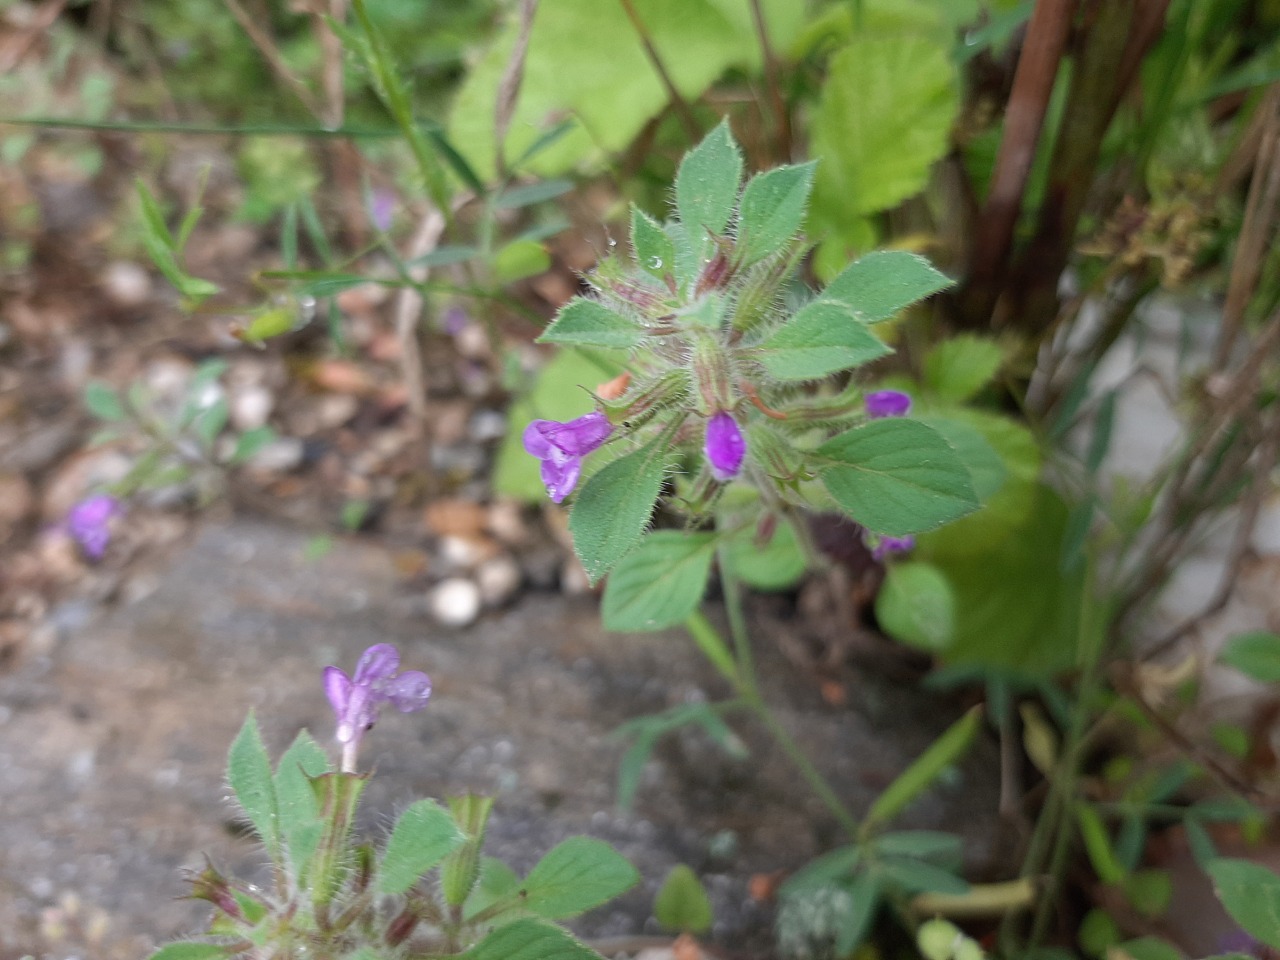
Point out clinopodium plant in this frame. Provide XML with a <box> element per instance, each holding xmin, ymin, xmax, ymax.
<box><xmin>527</xmin><ymin>121</ymin><xmax>986</xmax><ymax>629</ymax></box>
<box><xmin>150</xmin><ymin>644</ymin><xmax>638</xmax><ymax>960</ymax></box>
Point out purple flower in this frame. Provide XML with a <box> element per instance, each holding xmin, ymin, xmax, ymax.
<box><xmin>368</xmin><ymin>188</ymin><xmax>396</xmax><ymax>232</ymax></box>
<box><xmin>523</xmin><ymin>411</ymin><xmax>613</xmax><ymax>503</ymax></box>
<box><xmin>324</xmin><ymin>643</ymin><xmax>431</xmax><ymax>769</ymax></box>
<box><xmin>65</xmin><ymin>494</ymin><xmax>121</xmax><ymax>560</ymax></box>
<box><xmin>865</xmin><ymin>389</ymin><xmax>912</xmax><ymax>419</ymax></box>
<box><xmin>705</xmin><ymin>412</ymin><xmax>746</xmax><ymax>482</ymax></box>
<box><xmin>867</xmin><ymin>532</ymin><xmax>915</xmax><ymax>561</ymax></box>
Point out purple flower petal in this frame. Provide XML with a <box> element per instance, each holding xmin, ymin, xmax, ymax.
<box><xmin>542</xmin><ymin>411</ymin><xmax>612</xmax><ymax>457</ymax></box>
<box><xmin>524</xmin><ymin>412</ymin><xmax>612</xmax><ymax>502</ymax></box>
<box><xmin>384</xmin><ymin>670</ymin><xmax>432</xmax><ymax>713</ymax></box>
<box><xmin>65</xmin><ymin>494</ymin><xmax>122</xmax><ymax>559</ymax></box>
<box><xmin>323</xmin><ymin>666</ymin><xmax>352</xmax><ymax>717</ymax></box>
<box><xmin>870</xmin><ymin>534</ymin><xmax>915</xmax><ymax>561</ymax></box>
<box><xmin>523</xmin><ymin>420</ymin><xmax>554</xmax><ymax>459</ymax></box>
<box><xmin>705</xmin><ymin>412</ymin><xmax>746</xmax><ymax>482</ymax></box>
<box><xmin>865</xmin><ymin>390</ymin><xmax>912</xmax><ymax>419</ymax></box>
<box><xmin>541</xmin><ymin>455</ymin><xmax>582</xmax><ymax>504</ymax></box>
<box><xmin>353</xmin><ymin>643</ymin><xmax>400</xmax><ymax>684</ymax></box>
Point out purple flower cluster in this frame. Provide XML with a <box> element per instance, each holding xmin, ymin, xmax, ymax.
<box><xmin>868</xmin><ymin>533</ymin><xmax>915</xmax><ymax>561</ymax></box>
<box><xmin>705</xmin><ymin>412</ymin><xmax>745</xmax><ymax>482</ymax></box>
<box><xmin>65</xmin><ymin>494</ymin><xmax>122</xmax><ymax>560</ymax></box>
<box><xmin>522</xmin><ymin>411</ymin><xmax>613</xmax><ymax>503</ymax></box>
<box><xmin>324</xmin><ymin>643</ymin><xmax>431</xmax><ymax>769</ymax></box>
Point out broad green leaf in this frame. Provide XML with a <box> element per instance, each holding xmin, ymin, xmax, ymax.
<box><xmin>494</xmin><ymin>349</ymin><xmax>621</xmax><ymax>501</ymax></box>
<box><xmin>779</xmin><ymin>846</ymin><xmax>861</xmax><ymax>897</ymax></box>
<box><xmin>602</xmin><ymin>531</ymin><xmax>716</xmax><ymax>631</ymax></box>
<box><xmin>227</xmin><ymin>711</ymin><xmax>279</xmax><ymax>858</ymax></box>
<box><xmin>521</xmin><ymin>837</ymin><xmax>640</xmax><ymax>919</ymax></box>
<box><xmin>147</xmin><ymin>944</ymin><xmax>232</xmax><ymax>960</ymax></box>
<box><xmin>923</xmin><ymin>335</ymin><xmax>1004</xmax><ymax>402</ymax></box>
<box><xmin>492</xmin><ymin>239</ymin><xmax>551</xmax><ymax>283</ymax></box>
<box><xmin>655</xmin><ymin>864</ymin><xmax>713</xmax><ymax>933</ymax></box>
<box><xmin>720</xmin><ymin>517</ymin><xmax>807</xmax><ymax>590</ymax></box>
<box><xmin>875</xmin><ymin>858</ymin><xmax>969</xmax><ymax>895</ymax></box>
<box><xmin>1206</xmin><ymin>858</ymin><xmax>1280</xmax><ymax>949</ymax></box>
<box><xmin>632</xmin><ymin>205</ymin><xmax>676</xmax><ymax>281</ymax></box>
<box><xmin>810</xmin><ymin>35</ymin><xmax>958</xmax><ymax>223</ymax></box>
<box><xmin>822</xmin><ymin>250</ymin><xmax>953</xmax><ymax>323</ymax></box>
<box><xmin>1219</xmin><ymin>631</ymin><xmax>1280</xmax><ymax>683</ymax></box>
<box><xmin>84</xmin><ymin>381</ymin><xmax>125</xmax><ymax>421</ymax></box>
<box><xmin>379</xmin><ymin>799</ymin><xmax>467</xmax><ymax>895</ymax></box>
<box><xmin>463</xmin><ymin>856</ymin><xmax>523</xmax><ymax>921</ymax></box>
<box><xmin>273</xmin><ymin>730</ymin><xmax>329</xmax><ymax>872</ymax></box>
<box><xmin>735</xmin><ymin>162</ymin><xmax>816</xmax><ymax>266</ymax></box>
<box><xmin>758</xmin><ymin>299</ymin><xmax>893</xmax><ymax>381</ymax></box>
<box><xmin>569</xmin><ymin>440</ymin><xmax>668</xmax><ymax>583</ymax></box>
<box><xmin>865</xmin><ymin>706</ymin><xmax>980</xmax><ymax>828</ymax></box>
<box><xmin>872</xmin><ymin>831</ymin><xmax>963</xmax><ymax>862</ymax></box>
<box><xmin>463</xmin><ymin>918</ymin><xmax>602</xmax><ymax>960</ymax></box>
<box><xmin>876</xmin><ymin>561</ymin><xmax>955</xmax><ymax>653</ymax></box>
<box><xmin>817</xmin><ymin>419</ymin><xmax>979</xmax><ymax>535</ymax></box>
<box><xmin>915</xmin><ymin>416</ymin><xmax>1007</xmax><ymax>502</ymax></box>
<box><xmin>676</xmin><ymin>120</ymin><xmax>742</xmax><ymax>261</ymax></box>
<box><xmin>539</xmin><ymin>298</ymin><xmax>646</xmax><ymax>349</ymax></box>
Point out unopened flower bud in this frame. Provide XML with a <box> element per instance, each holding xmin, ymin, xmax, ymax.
<box><xmin>705</xmin><ymin>412</ymin><xmax>746</xmax><ymax>482</ymax></box>
<box><xmin>865</xmin><ymin>389</ymin><xmax>912</xmax><ymax>419</ymax></box>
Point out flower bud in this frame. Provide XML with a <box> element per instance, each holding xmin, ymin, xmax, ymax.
<box><xmin>705</xmin><ymin>412</ymin><xmax>746</xmax><ymax>482</ymax></box>
<box><xmin>865</xmin><ymin>389</ymin><xmax>912</xmax><ymax>419</ymax></box>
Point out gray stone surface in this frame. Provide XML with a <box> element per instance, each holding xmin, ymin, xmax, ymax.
<box><xmin>0</xmin><ymin>519</ymin><xmax>1000</xmax><ymax>959</ymax></box>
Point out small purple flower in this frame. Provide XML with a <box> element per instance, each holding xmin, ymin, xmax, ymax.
<box><xmin>368</xmin><ymin>188</ymin><xmax>396</xmax><ymax>232</ymax></box>
<box><xmin>866</xmin><ymin>532</ymin><xmax>915</xmax><ymax>562</ymax></box>
<box><xmin>324</xmin><ymin>643</ymin><xmax>431</xmax><ymax>770</ymax></box>
<box><xmin>523</xmin><ymin>411</ymin><xmax>613</xmax><ymax>503</ymax></box>
<box><xmin>865</xmin><ymin>389</ymin><xmax>912</xmax><ymax>419</ymax></box>
<box><xmin>65</xmin><ymin>494</ymin><xmax>121</xmax><ymax>560</ymax></box>
<box><xmin>705</xmin><ymin>412</ymin><xmax>746</xmax><ymax>482</ymax></box>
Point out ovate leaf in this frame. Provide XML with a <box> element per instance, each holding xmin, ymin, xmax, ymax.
<box><xmin>569</xmin><ymin>440</ymin><xmax>668</xmax><ymax>583</ymax></box>
<box><xmin>1219</xmin><ymin>631</ymin><xmax>1280</xmax><ymax>683</ymax></box>
<box><xmin>463</xmin><ymin>919</ymin><xmax>602</xmax><ymax>960</ymax></box>
<box><xmin>758</xmin><ymin>299</ymin><xmax>893</xmax><ymax>381</ymax></box>
<box><xmin>379</xmin><ymin>800</ymin><xmax>467</xmax><ymax>895</ymax></box>
<box><xmin>923</xmin><ymin>335</ymin><xmax>1004</xmax><ymax>402</ymax></box>
<box><xmin>539</xmin><ymin>298</ymin><xmax>646</xmax><ymax>349</ymax></box>
<box><xmin>1206</xmin><ymin>858</ymin><xmax>1280</xmax><ymax>949</ymax></box>
<box><xmin>675</xmin><ymin>119</ymin><xmax>742</xmax><ymax>256</ymax></box>
<box><xmin>720</xmin><ymin>517</ymin><xmax>807</xmax><ymax>590</ymax></box>
<box><xmin>227</xmin><ymin>711</ymin><xmax>280</xmax><ymax>858</ymax></box>
<box><xmin>876</xmin><ymin>561</ymin><xmax>955</xmax><ymax>653</ymax></box>
<box><xmin>655</xmin><ymin>864</ymin><xmax>713</xmax><ymax>934</ymax></box>
<box><xmin>632</xmin><ymin>205</ymin><xmax>675</xmax><ymax>281</ymax></box>
<box><xmin>521</xmin><ymin>837</ymin><xmax>640</xmax><ymax>919</ymax></box>
<box><xmin>735</xmin><ymin>161</ymin><xmax>817</xmax><ymax>266</ymax></box>
<box><xmin>273</xmin><ymin>730</ymin><xmax>329</xmax><ymax>871</ymax></box>
<box><xmin>822</xmin><ymin>250</ymin><xmax>953</xmax><ymax>323</ymax></box>
<box><xmin>602</xmin><ymin>531</ymin><xmax>717</xmax><ymax>631</ymax></box>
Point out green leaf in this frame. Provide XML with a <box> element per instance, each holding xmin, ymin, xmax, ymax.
<box><xmin>923</xmin><ymin>335</ymin><xmax>1004</xmax><ymax>402</ymax></box>
<box><xmin>1219</xmin><ymin>631</ymin><xmax>1280</xmax><ymax>682</ymax></box>
<box><xmin>192</xmin><ymin>397</ymin><xmax>229</xmax><ymax>450</ymax></box>
<box><xmin>147</xmin><ymin>944</ymin><xmax>232</xmax><ymax>960</ymax></box>
<box><xmin>872</xmin><ymin>831</ymin><xmax>963</xmax><ymax>862</ymax></box>
<box><xmin>876</xmin><ymin>561</ymin><xmax>955</xmax><ymax>653</ymax></box>
<box><xmin>463</xmin><ymin>856</ymin><xmax>524</xmax><ymax>921</ymax></box>
<box><xmin>273</xmin><ymin>730</ymin><xmax>329</xmax><ymax>872</ymax></box>
<box><xmin>379</xmin><ymin>799</ymin><xmax>467</xmax><ymax>895</ymax></box>
<box><xmin>779</xmin><ymin>846</ymin><xmax>861</xmax><ymax>897</ymax></box>
<box><xmin>229</xmin><ymin>426</ymin><xmax>276</xmax><ymax>466</ymax></box>
<box><xmin>735</xmin><ymin>162</ymin><xmax>816</xmax><ymax>267</ymax></box>
<box><xmin>602</xmin><ymin>531</ymin><xmax>716</xmax><ymax>631</ymax></box>
<box><xmin>810</xmin><ymin>35</ymin><xmax>958</xmax><ymax>221</ymax></box>
<box><xmin>720</xmin><ymin>517</ymin><xmax>807</xmax><ymax>591</ymax></box>
<box><xmin>915</xmin><ymin>416</ymin><xmax>1007</xmax><ymax>503</ymax></box>
<box><xmin>84</xmin><ymin>381</ymin><xmax>125</xmax><ymax>421</ymax></box>
<box><xmin>1206</xmin><ymin>858</ymin><xmax>1280</xmax><ymax>949</ymax></box>
<box><xmin>758</xmin><ymin>299</ymin><xmax>893</xmax><ymax>381</ymax></box>
<box><xmin>227</xmin><ymin>711</ymin><xmax>280</xmax><ymax>859</ymax></box>
<box><xmin>817</xmin><ymin>419</ymin><xmax>980</xmax><ymax>535</ymax></box>
<box><xmin>408</xmin><ymin>245</ymin><xmax>481</xmax><ymax>268</ymax></box>
<box><xmin>865</xmin><ymin>706</ymin><xmax>981</xmax><ymax>828</ymax></box>
<box><xmin>495</xmin><ymin>179</ymin><xmax>575</xmax><ymax>209</ymax></box>
<box><xmin>1076</xmin><ymin>802</ymin><xmax>1125</xmax><ymax>885</ymax></box>
<box><xmin>684</xmin><ymin>612</ymin><xmax>740</xmax><ymax>686</ymax></box>
<box><xmin>875</xmin><ymin>858</ymin><xmax>969</xmax><ymax>895</ymax></box>
<box><xmin>1183</xmin><ymin>818</ymin><xmax>1218</xmax><ymax>867</ymax></box>
<box><xmin>632</xmin><ymin>205</ymin><xmax>676</xmax><ymax>281</ymax></box>
<box><xmin>241</xmin><ymin>306</ymin><xmax>298</xmax><ymax>344</ymax></box>
<box><xmin>538</xmin><ymin>298</ymin><xmax>645</xmax><ymax>349</ymax></box>
<box><xmin>1079</xmin><ymin>908</ymin><xmax>1121</xmax><ymax>957</ymax></box>
<box><xmin>654</xmin><ymin>864</ymin><xmax>713</xmax><ymax>934</ymax></box>
<box><xmin>521</xmin><ymin>836</ymin><xmax>640</xmax><ymax>919</ymax></box>
<box><xmin>442</xmin><ymin>794</ymin><xmax>495</xmax><ymax>908</ymax></box>
<box><xmin>463</xmin><ymin>918</ymin><xmax>604</xmax><ymax>960</ymax></box>
<box><xmin>822</xmin><ymin>251</ymin><xmax>954</xmax><ymax>324</ymax></box>
<box><xmin>492</xmin><ymin>239</ymin><xmax>551</xmax><ymax>283</ymax></box>
<box><xmin>569</xmin><ymin>439</ymin><xmax>668</xmax><ymax>583</ymax></box>
<box><xmin>676</xmin><ymin>119</ymin><xmax>742</xmax><ymax>258</ymax></box>
<box><xmin>1123</xmin><ymin>869</ymin><xmax>1173</xmax><ymax>918</ymax></box>
<box><xmin>1113</xmin><ymin>938</ymin><xmax>1185</xmax><ymax>960</ymax></box>
<box><xmin>835</xmin><ymin>872</ymin><xmax>881</xmax><ymax>956</ymax></box>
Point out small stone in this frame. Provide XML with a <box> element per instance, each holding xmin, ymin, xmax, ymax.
<box><xmin>486</xmin><ymin>499</ymin><xmax>529</xmax><ymax>546</ymax></box>
<box><xmin>101</xmin><ymin>261</ymin><xmax>151</xmax><ymax>307</ymax></box>
<box><xmin>229</xmin><ymin>384</ymin><xmax>273</xmax><ymax>432</ymax></box>
<box><xmin>560</xmin><ymin>556</ymin><xmax>592</xmax><ymax>596</ymax></box>
<box><xmin>428</xmin><ymin>577</ymin><xmax>482</xmax><ymax>627</ymax></box>
<box><xmin>453</xmin><ymin>323</ymin><xmax>489</xmax><ymax>360</ymax></box>
<box><xmin>437</xmin><ymin>533</ymin><xmax>500</xmax><ymax>570</ymax></box>
<box><xmin>424</xmin><ymin>498</ymin><xmax>488</xmax><ymax>538</ymax></box>
<box><xmin>314</xmin><ymin>393</ymin><xmax>359</xmax><ymax>431</ymax></box>
<box><xmin>476</xmin><ymin>555</ymin><xmax>522</xmax><ymax>607</ymax></box>
<box><xmin>245</xmin><ymin>437</ymin><xmax>304</xmax><ymax>474</ymax></box>
<box><xmin>470</xmin><ymin>409</ymin><xmax>507</xmax><ymax>443</ymax></box>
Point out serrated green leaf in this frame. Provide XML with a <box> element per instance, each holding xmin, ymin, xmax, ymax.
<box><xmin>602</xmin><ymin>531</ymin><xmax>716</xmax><ymax>632</ymax></box>
<box><xmin>1207</xmin><ymin>858</ymin><xmax>1280</xmax><ymax>949</ymax></box>
<box><xmin>923</xmin><ymin>335</ymin><xmax>1004</xmax><ymax>402</ymax></box>
<box><xmin>822</xmin><ymin>250</ymin><xmax>953</xmax><ymax>323</ymax></box>
<box><xmin>632</xmin><ymin>205</ymin><xmax>676</xmax><ymax>281</ymax></box>
<box><xmin>227</xmin><ymin>711</ymin><xmax>279</xmax><ymax>859</ymax></box>
<box><xmin>84</xmin><ymin>381</ymin><xmax>125</xmax><ymax>421</ymax></box>
<box><xmin>876</xmin><ymin>561</ymin><xmax>955</xmax><ymax>653</ymax></box>
<box><xmin>675</xmin><ymin>120</ymin><xmax>742</xmax><ymax>258</ymax></box>
<box><xmin>1220</xmin><ymin>631</ymin><xmax>1280</xmax><ymax>682</ymax></box>
<box><xmin>720</xmin><ymin>517</ymin><xmax>807</xmax><ymax>590</ymax></box>
<box><xmin>569</xmin><ymin>439</ymin><xmax>668</xmax><ymax>583</ymax></box>
<box><xmin>463</xmin><ymin>918</ymin><xmax>603</xmax><ymax>960</ymax></box>
<box><xmin>865</xmin><ymin>706</ymin><xmax>980</xmax><ymax>828</ymax></box>
<box><xmin>817</xmin><ymin>419</ymin><xmax>979</xmax><ymax>535</ymax></box>
<box><xmin>379</xmin><ymin>799</ymin><xmax>467</xmax><ymax>895</ymax></box>
<box><xmin>274</xmin><ymin>730</ymin><xmax>329</xmax><ymax>872</ymax></box>
<box><xmin>521</xmin><ymin>837</ymin><xmax>639</xmax><ymax>919</ymax></box>
<box><xmin>758</xmin><ymin>299</ymin><xmax>892</xmax><ymax>381</ymax></box>
<box><xmin>147</xmin><ymin>943</ymin><xmax>232</xmax><ymax>960</ymax></box>
<box><xmin>538</xmin><ymin>298</ymin><xmax>646</xmax><ymax>349</ymax></box>
<box><xmin>735</xmin><ymin>162</ymin><xmax>816</xmax><ymax>266</ymax></box>
<box><xmin>655</xmin><ymin>864</ymin><xmax>713</xmax><ymax>934</ymax></box>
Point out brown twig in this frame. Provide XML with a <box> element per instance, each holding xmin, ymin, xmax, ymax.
<box><xmin>494</xmin><ymin>0</ymin><xmax>539</xmax><ymax>178</ymax></box>
<box><xmin>221</xmin><ymin>0</ymin><xmax>321</xmax><ymax>117</ymax></box>
<box><xmin>394</xmin><ymin>209</ymin><xmax>447</xmax><ymax>442</ymax></box>
<box><xmin>618</xmin><ymin>0</ymin><xmax>701</xmax><ymax>142</ymax></box>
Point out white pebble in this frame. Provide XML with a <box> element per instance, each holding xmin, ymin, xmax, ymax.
<box><xmin>476</xmin><ymin>555</ymin><xmax>522</xmax><ymax>607</ymax></box>
<box><xmin>230</xmin><ymin>384</ymin><xmax>273</xmax><ymax>432</ymax></box>
<box><xmin>429</xmin><ymin>577</ymin><xmax>482</xmax><ymax>627</ymax></box>
<box><xmin>102</xmin><ymin>261</ymin><xmax>152</xmax><ymax>307</ymax></box>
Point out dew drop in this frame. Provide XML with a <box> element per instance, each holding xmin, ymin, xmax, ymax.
<box><xmin>648</xmin><ymin>256</ymin><xmax>663</xmax><ymax>269</ymax></box>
